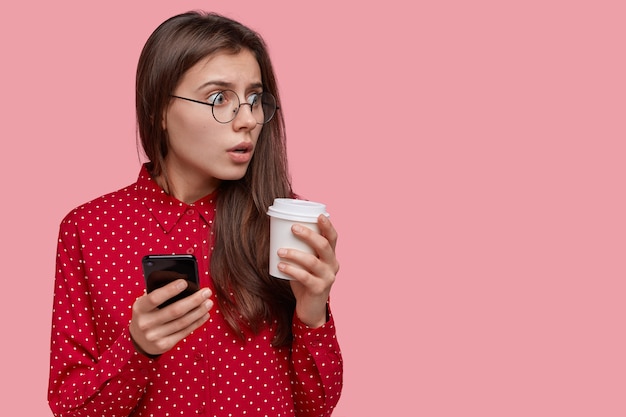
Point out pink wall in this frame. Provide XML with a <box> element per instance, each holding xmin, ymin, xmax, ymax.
<box><xmin>1</xmin><ymin>1</ymin><xmax>625</xmax><ymax>415</ymax></box>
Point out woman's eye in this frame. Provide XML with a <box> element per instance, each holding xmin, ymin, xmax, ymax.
<box><xmin>247</xmin><ymin>93</ymin><xmax>261</xmax><ymax>107</ymax></box>
<box><xmin>208</xmin><ymin>92</ymin><xmax>226</xmax><ymax>106</ymax></box>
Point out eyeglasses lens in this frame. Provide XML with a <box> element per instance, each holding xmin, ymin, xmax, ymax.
<box><xmin>211</xmin><ymin>90</ymin><xmax>276</xmax><ymax>124</ymax></box>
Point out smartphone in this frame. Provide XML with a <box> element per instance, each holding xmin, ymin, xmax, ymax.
<box><xmin>142</xmin><ymin>254</ymin><xmax>200</xmax><ymax>308</ymax></box>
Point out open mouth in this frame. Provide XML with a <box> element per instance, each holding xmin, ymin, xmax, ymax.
<box><xmin>227</xmin><ymin>142</ymin><xmax>254</xmax><ymax>163</ymax></box>
<box><xmin>228</xmin><ymin>143</ymin><xmax>253</xmax><ymax>154</ymax></box>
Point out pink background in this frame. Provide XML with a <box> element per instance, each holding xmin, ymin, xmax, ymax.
<box><xmin>1</xmin><ymin>1</ymin><xmax>625</xmax><ymax>415</ymax></box>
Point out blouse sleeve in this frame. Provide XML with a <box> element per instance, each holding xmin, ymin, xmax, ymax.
<box><xmin>47</xmin><ymin>219</ymin><xmax>158</xmax><ymax>417</ymax></box>
<box><xmin>290</xmin><ymin>306</ymin><xmax>344</xmax><ymax>417</ymax></box>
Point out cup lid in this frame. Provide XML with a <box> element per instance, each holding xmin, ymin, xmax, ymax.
<box><xmin>267</xmin><ymin>198</ymin><xmax>329</xmax><ymax>222</ymax></box>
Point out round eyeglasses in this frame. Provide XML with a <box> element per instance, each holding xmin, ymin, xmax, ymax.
<box><xmin>171</xmin><ymin>90</ymin><xmax>278</xmax><ymax>124</ymax></box>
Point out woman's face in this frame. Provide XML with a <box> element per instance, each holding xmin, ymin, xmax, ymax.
<box><xmin>162</xmin><ymin>49</ymin><xmax>263</xmax><ymax>202</ymax></box>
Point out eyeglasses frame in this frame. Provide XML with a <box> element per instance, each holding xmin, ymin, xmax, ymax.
<box><xmin>170</xmin><ymin>90</ymin><xmax>279</xmax><ymax>125</ymax></box>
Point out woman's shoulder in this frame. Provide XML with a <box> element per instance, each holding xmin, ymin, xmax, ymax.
<box><xmin>60</xmin><ymin>182</ymin><xmax>140</xmax><ymax>226</ymax></box>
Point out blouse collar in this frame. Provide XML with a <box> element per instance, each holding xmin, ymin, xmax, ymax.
<box><xmin>136</xmin><ymin>164</ymin><xmax>217</xmax><ymax>233</ymax></box>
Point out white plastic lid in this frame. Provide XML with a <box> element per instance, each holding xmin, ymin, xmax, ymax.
<box><xmin>267</xmin><ymin>198</ymin><xmax>329</xmax><ymax>222</ymax></box>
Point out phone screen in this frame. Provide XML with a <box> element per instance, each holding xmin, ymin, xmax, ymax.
<box><xmin>142</xmin><ymin>254</ymin><xmax>200</xmax><ymax>308</ymax></box>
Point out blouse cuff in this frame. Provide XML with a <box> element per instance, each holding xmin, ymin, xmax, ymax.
<box><xmin>292</xmin><ymin>303</ymin><xmax>336</xmax><ymax>341</ymax></box>
<box><xmin>99</xmin><ymin>327</ymin><xmax>160</xmax><ymax>380</ymax></box>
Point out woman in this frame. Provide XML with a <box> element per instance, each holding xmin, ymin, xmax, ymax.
<box><xmin>48</xmin><ymin>11</ymin><xmax>342</xmax><ymax>417</ymax></box>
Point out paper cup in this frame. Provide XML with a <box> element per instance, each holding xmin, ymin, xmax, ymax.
<box><xmin>267</xmin><ymin>198</ymin><xmax>329</xmax><ymax>279</ymax></box>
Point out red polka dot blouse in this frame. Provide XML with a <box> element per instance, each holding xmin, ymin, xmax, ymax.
<box><xmin>48</xmin><ymin>166</ymin><xmax>343</xmax><ymax>417</ymax></box>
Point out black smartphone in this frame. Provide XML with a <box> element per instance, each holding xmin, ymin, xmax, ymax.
<box><xmin>142</xmin><ymin>254</ymin><xmax>200</xmax><ymax>308</ymax></box>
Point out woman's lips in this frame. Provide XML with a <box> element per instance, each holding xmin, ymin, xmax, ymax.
<box><xmin>227</xmin><ymin>142</ymin><xmax>253</xmax><ymax>163</ymax></box>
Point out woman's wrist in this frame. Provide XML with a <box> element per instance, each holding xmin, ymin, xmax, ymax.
<box><xmin>295</xmin><ymin>299</ymin><xmax>329</xmax><ymax>328</ymax></box>
<box><xmin>130</xmin><ymin>328</ymin><xmax>161</xmax><ymax>359</ymax></box>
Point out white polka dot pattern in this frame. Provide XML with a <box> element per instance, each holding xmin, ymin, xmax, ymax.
<box><xmin>48</xmin><ymin>166</ymin><xmax>343</xmax><ymax>417</ymax></box>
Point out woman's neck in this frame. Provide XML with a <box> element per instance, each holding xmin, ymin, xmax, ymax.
<box><xmin>156</xmin><ymin>172</ymin><xmax>219</xmax><ymax>204</ymax></box>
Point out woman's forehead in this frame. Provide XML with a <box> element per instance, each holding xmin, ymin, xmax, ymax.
<box><xmin>182</xmin><ymin>49</ymin><xmax>261</xmax><ymax>88</ymax></box>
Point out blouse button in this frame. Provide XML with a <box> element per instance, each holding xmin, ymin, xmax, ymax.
<box><xmin>186</xmin><ymin>247</ymin><xmax>195</xmax><ymax>254</ymax></box>
<box><xmin>186</xmin><ymin>208</ymin><xmax>195</xmax><ymax>216</ymax></box>
<box><xmin>196</xmin><ymin>406</ymin><xmax>205</xmax><ymax>414</ymax></box>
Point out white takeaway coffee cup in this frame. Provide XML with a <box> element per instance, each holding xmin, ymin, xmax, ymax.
<box><xmin>267</xmin><ymin>198</ymin><xmax>329</xmax><ymax>280</ymax></box>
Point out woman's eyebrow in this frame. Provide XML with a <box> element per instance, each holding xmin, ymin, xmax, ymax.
<box><xmin>196</xmin><ymin>80</ymin><xmax>264</xmax><ymax>91</ymax></box>
<box><xmin>196</xmin><ymin>80</ymin><xmax>231</xmax><ymax>91</ymax></box>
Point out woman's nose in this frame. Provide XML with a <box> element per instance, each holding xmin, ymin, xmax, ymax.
<box><xmin>232</xmin><ymin>103</ymin><xmax>258</xmax><ymax>129</ymax></box>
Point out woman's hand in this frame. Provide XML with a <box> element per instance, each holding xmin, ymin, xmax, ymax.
<box><xmin>129</xmin><ymin>280</ymin><xmax>213</xmax><ymax>357</ymax></box>
<box><xmin>277</xmin><ymin>214</ymin><xmax>340</xmax><ymax>328</ymax></box>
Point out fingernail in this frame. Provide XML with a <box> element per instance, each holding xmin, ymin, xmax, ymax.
<box><xmin>277</xmin><ymin>248</ymin><xmax>287</xmax><ymax>257</ymax></box>
<box><xmin>292</xmin><ymin>224</ymin><xmax>303</xmax><ymax>233</ymax></box>
<box><xmin>205</xmin><ymin>300</ymin><xmax>213</xmax><ymax>309</ymax></box>
<box><xmin>202</xmin><ymin>289</ymin><xmax>211</xmax><ymax>298</ymax></box>
<box><xmin>176</xmin><ymin>280</ymin><xmax>187</xmax><ymax>290</ymax></box>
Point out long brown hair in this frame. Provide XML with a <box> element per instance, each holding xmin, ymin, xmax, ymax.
<box><xmin>136</xmin><ymin>11</ymin><xmax>295</xmax><ymax>346</ymax></box>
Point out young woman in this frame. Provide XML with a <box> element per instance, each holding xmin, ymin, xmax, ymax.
<box><xmin>48</xmin><ymin>11</ymin><xmax>342</xmax><ymax>417</ymax></box>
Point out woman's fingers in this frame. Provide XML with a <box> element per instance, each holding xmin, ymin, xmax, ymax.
<box><xmin>137</xmin><ymin>279</ymin><xmax>190</xmax><ymax>312</ymax></box>
<box><xmin>130</xmin><ymin>285</ymin><xmax>213</xmax><ymax>355</ymax></box>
